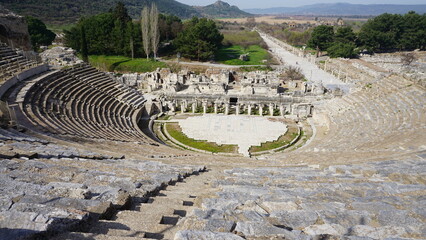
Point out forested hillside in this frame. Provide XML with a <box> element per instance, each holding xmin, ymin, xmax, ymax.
<box><xmin>0</xmin><ymin>0</ymin><xmax>250</xmax><ymax>25</ymax></box>
<box><xmin>0</xmin><ymin>0</ymin><xmax>199</xmax><ymax>24</ymax></box>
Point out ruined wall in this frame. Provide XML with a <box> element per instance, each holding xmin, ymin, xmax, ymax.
<box><xmin>0</xmin><ymin>6</ymin><xmax>31</xmax><ymax>50</ymax></box>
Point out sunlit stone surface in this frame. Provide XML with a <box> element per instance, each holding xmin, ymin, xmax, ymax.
<box><xmin>178</xmin><ymin>115</ymin><xmax>288</xmax><ymax>156</ymax></box>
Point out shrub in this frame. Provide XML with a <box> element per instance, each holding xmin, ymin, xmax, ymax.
<box><xmin>327</xmin><ymin>42</ymin><xmax>357</xmax><ymax>58</ymax></box>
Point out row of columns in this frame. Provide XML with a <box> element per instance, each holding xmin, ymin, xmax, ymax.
<box><xmin>176</xmin><ymin>101</ymin><xmax>289</xmax><ymax>117</ymax></box>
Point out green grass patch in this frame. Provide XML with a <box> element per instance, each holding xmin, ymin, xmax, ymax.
<box><xmin>250</xmin><ymin>124</ymin><xmax>299</xmax><ymax>153</ymax></box>
<box><xmin>88</xmin><ymin>55</ymin><xmax>167</xmax><ymax>73</ymax></box>
<box><xmin>166</xmin><ymin>123</ymin><xmax>237</xmax><ymax>153</ymax></box>
<box><xmin>222</xmin><ymin>30</ymin><xmax>265</xmax><ymax>46</ymax></box>
<box><xmin>157</xmin><ymin>115</ymin><xmax>171</xmax><ymax>120</ymax></box>
<box><xmin>47</xmin><ymin>23</ymin><xmax>75</xmax><ymax>33</ymax></box>
<box><xmin>215</xmin><ymin>45</ymin><xmax>269</xmax><ymax>65</ymax></box>
<box><xmin>239</xmin><ymin>66</ymin><xmax>273</xmax><ymax>72</ymax></box>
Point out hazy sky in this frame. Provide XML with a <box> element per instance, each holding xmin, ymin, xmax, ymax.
<box><xmin>175</xmin><ymin>0</ymin><xmax>426</xmax><ymax>9</ymax></box>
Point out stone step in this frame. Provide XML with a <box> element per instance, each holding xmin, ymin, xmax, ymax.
<box><xmin>51</xmin><ymin>232</ymin><xmax>146</xmax><ymax>240</ymax></box>
<box><xmin>137</xmin><ymin>204</ymin><xmax>185</xmax><ymax>216</ymax></box>
<box><xmin>89</xmin><ymin>220</ymin><xmax>146</xmax><ymax>237</ymax></box>
<box><xmin>115</xmin><ymin>211</ymin><xmax>163</xmax><ymax>222</ymax></box>
<box><xmin>155</xmin><ymin>191</ymin><xmax>198</xmax><ymax>199</ymax></box>
<box><xmin>145</xmin><ymin>197</ymin><xmax>194</xmax><ymax>206</ymax></box>
<box><xmin>93</xmin><ymin>219</ymin><xmax>174</xmax><ymax>235</ymax></box>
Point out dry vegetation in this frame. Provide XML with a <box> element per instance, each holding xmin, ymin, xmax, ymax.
<box><xmin>218</xmin><ymin>15</ymin><xmax>369</xmax><ymax>25</ymax></box>
<box><xmin>218</xmin><ymin>16</ymin><xmax>317</xmax><ymax>25</ymax></box>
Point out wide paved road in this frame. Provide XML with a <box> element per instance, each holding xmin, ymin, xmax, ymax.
<box><xmin>259</xmin><ymin>31</ymin><xmax>353</xmax><ymax>93</ymax></box>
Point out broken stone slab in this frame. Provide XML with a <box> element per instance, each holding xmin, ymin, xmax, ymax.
<box><xmin>0</xmin><ymin>175</ymin><xmax>50</xmax><ymax>197</ymax></box>
<box><xmin>269</xmin><ymin>210</ymin><xmax>319</xmax><ymax>230</ymax></box>
<box><xmin>0</xmin><ymin>207</ymin><xmax>89</xmax><ymax>239</ymax></box>
<box><xmin>0</xmin><ymin>210</ymin><xmax>47</xmax><ymax>230</ymax></box>
<box><xmin>299</xmin><ymin>201</ymin><xmax>346</xmax><ymax>212</ymax></box>
<box><xmin>235</xmin><ymin>210</ymin><xmax>268</xmax><ymax>222</ymax></box>
<box><xmin>174</xmin><ymin>230</ymin><xmax>244</xmax><ymax>240</ymax></box>
<box><xmin>151</xmin><ymin>173</ymin><xmax>183</xmax><ymax>185</ymax></box>
<box><xmin>377</xmin><ymin>210</ymin><xmax>423</xmax><ymax>227</ymax></box>
<box><xmin>261</xmin><ymin>201</ymin><xmax>300</xmax><ymax>212</ymax></box>
<box><xmin>10</xmin><ymin>202</ymin><xmax>88</xmax><ymax>220</ymax></box>
<box><xmin>216</xmin><ymin>191</ymin><xmax>260</xmax><ymax>203</ymax></box>
<box><xmin>83</xmin><ymin>175</ymin><xmax>135</xmax><ymax>191</ymax></box>
<box><xmin>5</xmin><ymin>169</ymin><xmax>49</xmax><ymax>185</ymax></box>
<box><xmin>20</xmin><ymin>159</ymin><xmax>53</xmax><ymax>171</ymax></box>
<box><xmin>221</xmin><ymin>185</ymin><xmax>271</xmax><ymax>197</ymax></box>
<box><xmin>233</xmin><ymin>221</ymin><xmax>306</xmax><ymax>239</ymax></box>
<box><xmin>179</xmin><ymin>217</ymin><xmax>235</xmax><ymax>232</ymax></box>
<box><xmin>0</xmin><ymin>196</ymin><xmax>12</xmax><ymax>211</ymax></box>
<box><xmin>235</xmin><ymin>200</ymin><xmax>269</xmax><ymax>215</ymax></box>
<box><xmin>191</xmin><ymin>209</ymin><xmax>226</xmax><ymax>220</ymax></box>
<box><xmin>88</xmin><ymin>186</ymin><xmax>131</xmax><ymax>209</ymax></box>
<box><xmin>46</xmin><ymin>182</ymin><xmax>91</xmax><ymax>199</ymax></box>
<box><xmin>17</xmin><ymin>195</ymin><xmax>114</xmax><ymax>219</ymax></box>
<box><xmin>349</xmin><ymin>225</ymin><xmax>407</xmax><ymax>239</ymax></box>
<box><xmin>0</xmin><ymin>159</ymin><xmax>19</xmax><ymax>173</ymax></box>
<box><xmin>303</xmin><ymin>223</ymin><xmax>347</xmax><ymax>236</ymax></box>
<box><xmin>344</xmin><ymin>237</ymin><xmax>374</xmax><ymax>240</ymax></box>
<box><xmin>412</xmin><ymin>201</ymin><xmax>426</xmax><ymax>219</ymax></box>
<box><xmin>317</xmin><ymin>210</ymin><xmax>372</xmax><ymax>227</ymax></box>
<box><xmin>351</xmin><ymin>202</ymin><xmax>397</xmax><ymax>213</ymax></box>
<box><xmin>201</xmin><ymin>198</ymin><xmax>241</xmax><ymax>212</ymax></box>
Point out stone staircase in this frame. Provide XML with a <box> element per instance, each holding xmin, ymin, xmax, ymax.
<box><xmin>53</xmin><ymin>168</ymin><xmax>220</xmax><ymax>240</ymax></box>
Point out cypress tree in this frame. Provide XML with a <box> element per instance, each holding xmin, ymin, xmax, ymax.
<box><xmin>81</xmin><ymin>25</ymin><xmax>89</xmax><ymax>62</ymax></box>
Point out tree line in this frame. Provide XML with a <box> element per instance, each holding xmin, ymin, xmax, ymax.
<box><xmin>25</xmin><ymin>16</ymin><xmax>56</xmax><ymax>51</ymax></box>
<box><xmin>64</xmin><ymin>2</ymin><xmax>223</xmax><ymax>62</ymax></box>
<box><xmin>308</xmin><ymin>11</ymin><xmax>426</xmax><ymax>58</ymax></box>
<box><xmin>65</xmin><ymin>2</ymin><xmax>182</xmax><ymax>59</ymax></box>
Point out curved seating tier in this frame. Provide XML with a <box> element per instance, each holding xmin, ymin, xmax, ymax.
<box><xmin>302</xmin><ymin>73</ymin><xmax>426</xmax><ymax>155</ymax></box>
<box><xmin>22</xmin><ymin>64</ymin><xmax>149</xmax><ymax>143</ymax></box>
<box><xmin>0</xmin><ymin>42</ymin><xmax>39</xmax><ymax>83</ymax></box>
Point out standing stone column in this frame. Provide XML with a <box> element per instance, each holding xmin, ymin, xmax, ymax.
<box><xmin>259</xmin><ymin>105</ymin><xmax>263</xmax><ymax>116</ymax></box>
<box><xmin>236</xmin><ymin>104</ymin><xmax>240</xmax><ymax>115</ymax></box>
<box><xmin>214</xmin><ymin>103</ymin><xmax>218</xmax><ymax>114</ymax></box>
<box><xmin>269</xmin><ymin>104</ymin><xmax>274</xmax><ymax>116</ymax></box>
<box><xmin>192</xmin><ymin>102</ymin><xmax>196</xmax><ymax>113</ymax></box>
<box><xmin>225</xmin><ymin>104</ymin><xmax>229</xmax><ymax>115</ymax></box>
<box><xmin>280</xmin><ymin>105</ymin><xmax>285</xmax><ymax>117</ymax></box>
<box><xmin>248</xmin><ymin>104</ymin><xmax>252</xmax><ymax>116</ymax></box>
<box><xmin>203</xmin><ymin>102</ymin><xmax>207</xmax><ymax>114</ymax></box>
<box><xmin>181</xmin><ymin>102</ymin><xmax>185</xmax><ymax>114</ymax></box>
<box><xmin>171</xmin><ymin>103</ymin><xmax>176</xmax><ymax>113</ymax></box>
<box><xmin>338</xmin><ymin>65</ymin><xmax>341</xmax><ymax>80</ymax></box>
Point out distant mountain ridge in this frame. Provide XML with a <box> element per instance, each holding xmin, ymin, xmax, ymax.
<box><xmin>245</xmin><ymin>3</ymin><xmax>426</xmax><ymax>15</ymax></box>
<box><xmin>196</xmin><ymin>1</ymin><xmax>252</xmax><ymax>18</ymax></box>
<box><xmin>0</xmin><ymin>0</ymin><xmax>250</xmax><ymax>25</ymax></box>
